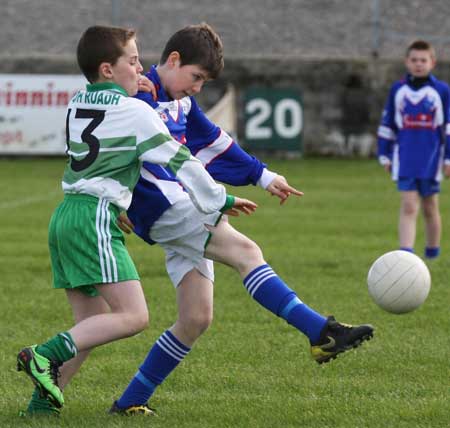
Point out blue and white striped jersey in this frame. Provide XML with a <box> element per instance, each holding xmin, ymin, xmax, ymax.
<box><xmin>377</xmin><ymin>74</ymin><xmax>450</xmax><ymax>180</ymax></box>
<box><xmin>128</xmin><ymin>66</ymin><xmax>275</xmax><ymax>243</ymax></box>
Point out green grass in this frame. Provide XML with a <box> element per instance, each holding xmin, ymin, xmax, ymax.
<box><xmin>0</xmin><ymin>157</ymin><xmax>449</xmax><ymax>428</ymax></box>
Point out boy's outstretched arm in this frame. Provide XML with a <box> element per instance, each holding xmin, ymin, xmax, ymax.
<box><xmin>185</xmin><ymin>98</ymin><xmax>304</xmax><ymax>203</ymax></box>
<box><xmin>135</xmin><ymin>82</ymin><xmax>301</xmax><ymax>203</ymax></box>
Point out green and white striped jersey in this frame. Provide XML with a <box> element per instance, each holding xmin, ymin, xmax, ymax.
<box><xmin>63</xmin><ymin>82</ymin><xmax>227</xmax><ymax>212</ymax></box>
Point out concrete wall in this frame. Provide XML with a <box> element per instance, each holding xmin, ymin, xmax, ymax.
<box><xmin>2</xmin><ymin>0</ymin><xmax>450</xmax><ymax>59</ymax></box>
<box><xmin>2</xmin><ymin>0</ymin><xmax>450</xmax><ymax>155</ymax></box>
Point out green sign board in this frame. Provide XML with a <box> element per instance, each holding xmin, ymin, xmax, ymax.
<box><xmin>244</xmin><ymin>88</ymin><xmax>303</xmax><ymax>152</ymax></box>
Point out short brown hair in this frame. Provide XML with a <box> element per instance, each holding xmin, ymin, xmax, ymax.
<box><xmin>160</xmin><ymin>23</ymin><xmax>224</xmax><ymax>79</ymax></box>
<box><xmin>77</xmin><ymin>25</ymin><xmax>137</xmax><ymax>83</ymax></box>
<box><xmin>406</xmin><ymin>40</ymin><xmax>435</xmax><ymax>58</ymax></box>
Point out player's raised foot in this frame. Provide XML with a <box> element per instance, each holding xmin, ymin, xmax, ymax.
<box><xmin>109</xmin><ymin>401</ymin><xmax>156</xmax><ymax>416</ymax></box>
<box><xmin>310</xmin><ymin>316</ymin><xmax>374</xmax><ymax>364</ymax></box>
<box><xmin>17</xmin><ymin>346</ymin><xmax>64</xmax><ymax>408</ymax></box>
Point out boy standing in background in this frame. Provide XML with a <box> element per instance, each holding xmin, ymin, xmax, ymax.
<box><xmin>377</xmin><ymin>40</ymin><xmax>450</xmax><ymax>258</ymax></box>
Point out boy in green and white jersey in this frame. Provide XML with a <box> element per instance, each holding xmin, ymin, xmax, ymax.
<box><xmin>63</xmin><ymin>81</ymin><xmax>234</xmax><ymax>216</ymax></box>
<box><xmin>16</xmin><ymin>25</ymin><xmax>256</xmax><ymax>412</ymax></box>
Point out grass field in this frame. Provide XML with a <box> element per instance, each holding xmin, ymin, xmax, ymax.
<box><xmin>0</xmin><ymin>157</ymin><xmax>449</xmax><ymax>428</ymax></box>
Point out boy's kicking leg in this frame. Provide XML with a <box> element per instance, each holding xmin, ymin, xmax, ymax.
<box><xmin>205</xmin><ymin>219</ymin><xmax>373</xmax><ymax>364</ymax></box>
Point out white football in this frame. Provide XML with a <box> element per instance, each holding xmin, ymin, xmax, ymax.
<box><xmin>367</xmin><ymin>250</ymin><xmax>431</xmax><ymax>314</ymax></box>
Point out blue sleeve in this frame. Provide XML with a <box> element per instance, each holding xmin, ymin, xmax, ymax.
<box><xmin>377</xmin><ymin>84</ymin><xmax>398</xmax><ymax>159</ymax></box>
<box><xmin>186</xmin><ymin>97</ymin><xmax>266</xmax><ymax>186</ymax></box>
<box><xmin>205</xmin><ymin>143</ymin><xmax>265</xmax><ymax>186</ymax></box>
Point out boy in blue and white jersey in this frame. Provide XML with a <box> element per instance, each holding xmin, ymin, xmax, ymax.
<box><xmin>107</xmin><ymin>24</ymin><xmax>373</xmax><ymax>415</ymax></box>
<box><xmin>377</xmin><ymin>39</ymin><xmax>450</xmax><ymax>258</ymax></box>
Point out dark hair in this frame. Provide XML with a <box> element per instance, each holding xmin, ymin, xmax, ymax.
<box><xmin>406</xmin><ymin>40</ymin><xmax>435</xmax><ymax>58</ymax></box>
<box><xmin>160</xmin><ymin>23</ymin><xmax>224</xmax><ymax>79</ymax></box>
<box><xmin>77</xmin><ymin>25</ymin><xmax>136</xmax><ymax>83</ymax></box>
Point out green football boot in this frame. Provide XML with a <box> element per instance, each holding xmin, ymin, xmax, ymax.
<box><xmin>310</xmin><ymin>316</ymin><xmax>374</xmax><ymax>364</ymax></box>
<box><xmin>17</xmin><ymin>346</ymin><xmax>64</xmax><ymax>408</ymax></box>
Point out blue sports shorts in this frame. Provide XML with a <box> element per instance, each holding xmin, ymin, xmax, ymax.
<box><xmin>397</xmin><ymin>177</ymin><xmax>440</xmax><ymax>197</ymax></box>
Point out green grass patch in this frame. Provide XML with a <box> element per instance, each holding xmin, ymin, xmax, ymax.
<box><xmin>0</xmin><ymin>157</ymin><xmax>449</xmax><ymax>427</ymax></box>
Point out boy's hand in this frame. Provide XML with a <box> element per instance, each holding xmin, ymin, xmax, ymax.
<box><xmin>117</xmin><ymin>212</ymin><xmax>135</xmax><ymax>234</ymax></box>
<box><xmin>266</xmin><ymin>175</ymin><xmax>304</xmax><ymax>205</ymax></box>
<box><xmin>444</xmin><ymin>164</ymin><xmax>450</xmax><ymax>178</ymax></box>
<box><xmin>224</xmin><ymin>197</ymin><xmax>258</xmax><ymax>217</ymax></box>
<box><xmin>138</xmin><ymin>75</ymin><xmax>157</xmax><ymax>100</ymax></box>
<box><xmin>383</xmin><ymin>161</ymin><xmax>392</xmax><ymax>173</ymax></box>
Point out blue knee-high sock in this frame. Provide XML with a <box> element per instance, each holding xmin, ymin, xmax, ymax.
<box><xmin>117</xmin><ymin>330</ymin><xmax>190</xmax><ymax>408</ymax></box>
<box><xmin>243</xmin><ymin>264</ymin><xmax>327</xmax><ymax>343</ymax></box>
<box><xmin>400</xmin><ymin>247</ymin><xmax>414</xmax><ymax>253</ymax></box>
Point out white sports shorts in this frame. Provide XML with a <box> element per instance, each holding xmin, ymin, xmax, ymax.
<box><xmin>150</xmin><ymin>198</ymin><xmax>223</xmax><ymax>287</ymax></box>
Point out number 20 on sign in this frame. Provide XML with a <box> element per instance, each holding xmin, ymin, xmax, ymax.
<box><xmin>244</xmin><ymin>88</ymin><xmax>303</xmax><ymax>152</ymax></box>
